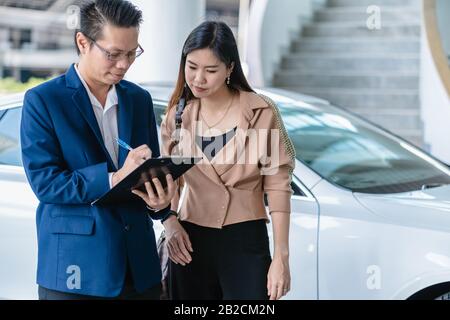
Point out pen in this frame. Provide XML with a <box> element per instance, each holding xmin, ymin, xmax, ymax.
<box><xmin>115</xmin><ymin>138</ymin><xmax>133</xmax><ymax>151</ymax></box>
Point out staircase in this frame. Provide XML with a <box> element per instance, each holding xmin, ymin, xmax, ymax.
<box><xmin>273</xmin><ymin>0</ymin><xmax>423</xmax><ymax>147</ymax></box>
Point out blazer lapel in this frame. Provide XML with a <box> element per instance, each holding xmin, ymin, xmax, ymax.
<box><xmin>177</xmin><ymin>92</ymin><xmax>269</xmax><ymax>184</ymax></box>
<box><xmin>66</xmin><ymin>64</ymin><xmax>117</xmax><ymax>170</ymax></box>
<box><xmin>179</xmin><ymin>100</ymin><xmax>224</xmax><ymax>186</ymax></box>
<box><xmin>71</xmin><ymin>85</ymin><xmax>117</xmax><ymax>170</ymax></box>
<box><xmin>116</xmin><ymin>84</ymin><xmax>133</xmax><ymax>168</ymax></box>
<box><xmin>211</xmin><ymin>114</ymin><xmax>248</xmax><ymax>176</ymax></box>
<box><xmin>212</xmin><ymin>91</ymin><xmax>268</xmax><ymax>177</ymax></box>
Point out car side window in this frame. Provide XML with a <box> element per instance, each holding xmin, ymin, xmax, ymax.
<box><xmin>0</xmin><ymin>107</ymin><xmax>22</xmax><ymax>166</ymax></box>
<box><xmin>153</xmin><ymin>103</ymin><xmax>167</xmax><ymax>126</ymax></box>
<box><xmin>264</xmin><ymin>182</ymin><xmax>304</xmax><ymax>206</ymax></box>
<box><xmin>291</xmin><ymin>181</ymin><xmax>304</xmax><ymax>196</ymax></box>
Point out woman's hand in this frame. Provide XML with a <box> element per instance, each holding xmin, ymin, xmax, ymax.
<box><xmin>163</xmin><ymin>216</ymin><xmax>193</xmax><ymax>266</ymax></box>
<box><xmin>267</xmin><ymin>255</ymin><xmax>291</xmax><ymax>300</ymax></box>
<box><xmin>131</xmin><ymin>174</ymin><xmax>177</xmax><ymax>211</ymax></box>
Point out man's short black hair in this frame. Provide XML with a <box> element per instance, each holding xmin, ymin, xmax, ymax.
<box><xmin>74</xmin><ymin>0</ymin><xmax>143</xmax><ymax>55</ymax></box>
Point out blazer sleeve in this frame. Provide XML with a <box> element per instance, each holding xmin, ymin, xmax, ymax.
<box><xmin>262</xmin><ymin>100</ymin><xmax>296</xmax><ymax>215</ymax></box>
<box><xmin>20</xmin><ymin>89</ymin><xmax>110</xmax><ymax>204</ymax></box>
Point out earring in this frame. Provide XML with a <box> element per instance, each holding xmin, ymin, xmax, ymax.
<box><xmin>227</xmin><ymin>76</ymin><xmax>230</xmax><ymax>85</ymax></box>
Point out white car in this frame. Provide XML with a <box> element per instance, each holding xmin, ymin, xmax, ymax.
<box><xmin>1</xmin><ymin>87</ymin><xmax>450</xmax><ymax>300</ymax></box>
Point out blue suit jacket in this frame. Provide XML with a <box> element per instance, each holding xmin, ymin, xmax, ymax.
<box><xmin>20</xmin><ymin>64</ymin><xmax>169</xmax><ymax>297</ymax></box>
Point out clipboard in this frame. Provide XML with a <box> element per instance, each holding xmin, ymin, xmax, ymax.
<box><xmin>91</xmin><ymin>156</ymin><xmax>202</xmax><ymax>206</ymax></box>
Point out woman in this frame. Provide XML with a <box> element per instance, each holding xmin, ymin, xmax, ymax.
<box><xmin>136</xmin><ymin>21</ymin><xmax>295</xmax><ymax>300</ymax></box>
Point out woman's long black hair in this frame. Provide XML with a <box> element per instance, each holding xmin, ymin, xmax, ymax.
<box><xmin>168</xmin><ymin>21</ymin><xmax>254</xmax><ymax>112</ymax></box>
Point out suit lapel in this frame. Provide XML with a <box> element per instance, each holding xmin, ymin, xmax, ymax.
<box><xmin>179</xmin><ymin>100</ymin><xmax>224</xmax><ymax>186</ymax></box>
<box><xmin>66</xmin><ymin>64</ymin><xmax>125</xmax><ymax>171</ymax></box>
<box><xmin>177</xmin><ymin>91</ymin><xmax>269</xmax><ymax>184</ymax></box>
<box><xmin>211</xmin><ymin>110</ymin><xmax>249</xmax><ymax>176</ymax></box>
<box><xmin>71</xmin><ymin>87</ymin><xmax>117</xmax><ymax>170</ymax></box>
<box><xmin>116</xmin><ymin>84</ymin><xmax>133</xmax><ymax>168</ymax></box>
<box><xmin>212</xmin><ymin>91</ymin><xmax>267</xmax><ymax>177</ymax></box>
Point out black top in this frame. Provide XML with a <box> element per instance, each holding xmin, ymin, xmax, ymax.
<box><xmin>196</xmin><ymin>127</ymin><xmax>237</xmax><ymax>161</ymax></box>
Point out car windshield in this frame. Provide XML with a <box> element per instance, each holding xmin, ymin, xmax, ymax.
<box><xmin>0</xmin><ymin>107</ymin><xmax>22</xmax><ymax>166</ymax></box>
<box><xmin>276</xmin><ymin>100</ymin><xmax>450</xmax><ymax>194</ymax></box>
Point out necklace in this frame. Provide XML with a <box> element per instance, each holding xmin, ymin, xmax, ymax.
<box><xmin>200</xmin><ymin>94</ymin><xmax>234</xmax><ymax>130</ymax></box>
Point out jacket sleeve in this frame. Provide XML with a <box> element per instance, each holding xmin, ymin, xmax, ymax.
<box><xmin>20</xmin><ymin>89</ymin><xmax>110</xmax><ymax>205</ymax></box>
<box><xmin>261</xmin><ymin>98</ymin><xmax>296</xmax><ymax>214</ymax></box>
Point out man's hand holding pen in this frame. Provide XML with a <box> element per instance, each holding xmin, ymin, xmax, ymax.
<box><xmin>112</xmin><ymin>139</ymin><xmax>177</xmax><ymax>211</ymax></box>
<box><xmin>111</xmin><ymin>144</ymin><xmax>152</xmax><ymax>187</ymax></box>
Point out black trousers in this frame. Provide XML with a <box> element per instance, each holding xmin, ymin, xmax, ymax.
<box><xmin>38</xmin><ymin>261</ymin><xmax>161</xmax><ymax>300</ymax></box>
<box><xmin>169</xmin><ymin>219</ymin><xmax>271</xmax><ymax>300</ymax></box>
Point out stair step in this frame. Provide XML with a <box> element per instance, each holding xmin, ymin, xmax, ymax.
<box><xmin>292</xmin><ymin>38</ymin><xmax>420</xmax><ymax>53</ymax></box>
<box><xmin>344</xmin><ymin>107</ymin><xmax>420</xmax><ymax>116</ymax></box>
<box><xmin>281</xmin><ymin>54</ymin><xmax>419</xmax><ymax>72</ymax></box>
<box><xmin>274</xmin><ymin>72</ymin><xmax>419</xmax><ymax>89</ymax></box>
<box><xmin>291</xmin><ymin>87</ymin><xmax>420</xmax><ymax>109</ymax></box>
<box><xmin>350</xmin><ymin>121</ymin><xmax>423</xmax><ymax>138</ymax></box>
<box><xmin>384</xmin><ymin>128</ymin><xmax>424</xmax><ymax>143</ymax></box>
<box><xmin>350</xmin><ymin>112</ymin><xmax>422</xmax><ymax>130</ymax></box>
<box><xmin>343</xmin><ymin>106</ymin><xmax>420</xmax><ymax>115</ymax></box>
<box><xmin>393</xmin><ymin>129</ymin><xmax>423</xmax><ymax>136</ymax></box>
<box><xmin>316</xmin><ymin>7</ymin><xmax>421</xmax><ymax>23</ymax></box>
<box><xmin>392</xmin><ymin>134</ymin><xmax>424</xmax><ymax>148</ymax></box>
<box><xmin>302</xmin><ymin>22</ymin><xmax>421</xmax><ymax>37</ymax></box>
<box><xmin>328</xmin><ymin>0</ymin><xmax>421</xmax><ymax>7</ymax></box>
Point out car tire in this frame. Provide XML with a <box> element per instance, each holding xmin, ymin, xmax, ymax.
<box><xmin>408</xmin><ymin>282</ymin><xmax>450</xmax><ymax>300</ymax></box>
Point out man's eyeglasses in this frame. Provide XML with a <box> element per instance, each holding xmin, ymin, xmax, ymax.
<box><xmin>85</xmin><ymin>34</ymin><xmax>144</xmax><ymax>62</ymax></box>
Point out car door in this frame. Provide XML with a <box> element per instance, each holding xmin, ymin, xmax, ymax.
<box><xmin>283</xmin><ymin>173</ymin><xmax>319</xmax><ymax>300</ymax></box>
<box><xmin>0</xmin><ymin>106</ymin><xmax>39</xmax><ymax>299</ymax></box>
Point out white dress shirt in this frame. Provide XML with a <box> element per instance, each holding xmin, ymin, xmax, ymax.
<box><xmin>74</xmin><ymin>64</ymin><xmax>118</xmax><ymax>188</ymax></box>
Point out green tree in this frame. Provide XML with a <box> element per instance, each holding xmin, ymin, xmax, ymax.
<box><xmin>0</xmin><ymin>77</ymin><xmax>49</xmax><ymax>94</ymax></box>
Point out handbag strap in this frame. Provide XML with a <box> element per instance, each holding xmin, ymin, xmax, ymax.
<box><xmin>174</xmin><ymin>92</ymin><xmax>187</xmax><ymax>143</ymax></box>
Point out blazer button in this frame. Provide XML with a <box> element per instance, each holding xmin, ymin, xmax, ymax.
<box><xmin>124</xmin><ymin>224</ymin><xmax>131</xmax><ymax>232</ymax></box>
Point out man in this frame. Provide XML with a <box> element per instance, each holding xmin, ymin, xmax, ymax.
<box><xmin>20</xmin><ymin>0</ymin><xmax>176</xmax><ymax>299</ymax></box>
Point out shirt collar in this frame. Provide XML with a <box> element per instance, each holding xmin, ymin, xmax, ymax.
<box><xmin>74</xmin><ymin>64</ymin><xmax>118</xmax><ymax>111</ymax></box>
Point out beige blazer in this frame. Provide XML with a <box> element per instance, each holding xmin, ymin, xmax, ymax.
<box><xmin>160</xmin><ymin>90</ymin><xmax>295</xmax><ymax>228</ymax></box>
